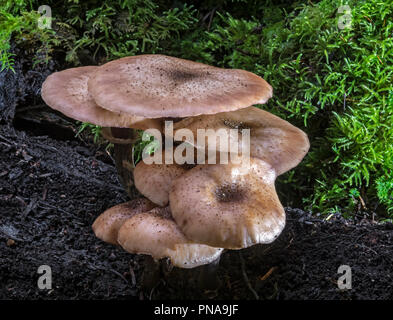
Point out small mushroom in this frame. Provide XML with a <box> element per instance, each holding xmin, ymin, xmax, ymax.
<box><xmin>171</xmin><ymin>106</ymin><xmax>310</xmax><ymax>175</ymax></box>
<box><xmin>133</xmin><ymin>150</ymin><xmax>194</xmax><ymax>206</ymax></box>
<box><xmin>169</xmin><ymin>157</ymin><xmax>285</xmax><ymax>249</ymax></box>
<box><xmin>117</xmin><ymin>206</ymin><xmax>223</xmax><ymax>269</ymax></box>
<box><xmin>88</xmin><ymin>54</ymin><xmax>273</xmax><ymax>118</ymax></box>
<box><xmin>92</xmin><ymin>198</ymin><xmax>156</xmax><ymax>244</ymax></box>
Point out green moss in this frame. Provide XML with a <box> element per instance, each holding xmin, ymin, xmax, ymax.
<box><xmin>0</xmin><ymin>1</ymin><xmax>58</xmax><ymax>70</ymax></box>
<box><xmin>75</xmin><ymin>122</ymin><xmax>102</xmax><ymax>144</ymax></box>
<box><xmin>2</xmin><ymin>0</ymin><xmax>393</xmax><ymax>217</ymax></box>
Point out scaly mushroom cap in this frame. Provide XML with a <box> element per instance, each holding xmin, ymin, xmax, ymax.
<box><xmin>117</xmin><ymin>206</ymin><xmax>223</xmax><ymax>268</ymax></box>
<box><xmin>169</xmin><ymin>157</ymin><xmax>286</xmax><ymax>249</ymax></box>
<box><xmin>172</xmin><ymin>106</ymin><xmax>310</xmax><ymax>175</ymax></box>
<box><xmin>88</xmin><ymin>54</ymin><xmax>273</xmax><ymax>118</ymax></box>
<box><xmin>133</xmin><ymin>150</ymin><xmax>194</xmax><ymax>206</ymax></box>
<box><xmin>41</xmin><ymin>66</ymin><xmax>162</xmax><ymax>131</ymax></box>
<box><xmin>92</xmin><ymin>198</ymin><xmax>156</xmax><ymax>244</ymax></box>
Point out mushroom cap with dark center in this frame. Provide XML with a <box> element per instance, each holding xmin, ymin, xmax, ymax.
<box><xmin>172</xmin><ymin>106</ymin><xmax>310</xmax><ymax>176</ymax></box>
<box><xmin>92</xmin><ymin>198</ymin><xmax>156</xmax><ymax>244</ymax></box>
<box><xmin>117</xmin><ymin>206</ymin><xmax>223</xmax><ymax>268</ymax></box>
<box><xmin>88</xmin><ymin>54</ymin><xmax>273</xmax><ymax>118</ymax></box>
<box><xmin>41</xmin><ymin>66</ymin><xmax>162</xmax><ymax>131</ymax></box>
<box><xmin>169</xmin><ymin>157</ymin><xmax>285</xmax><ymax>249</ymax></box>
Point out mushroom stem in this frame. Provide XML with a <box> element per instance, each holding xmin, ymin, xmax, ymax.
<box><xmin>197</xmin><ymin>254</ymin><xmax>222</xmax><ymax>291</ymax></box>
<box><xmin>110</xmin><ymin>127</ymin><xmax>136</xmax><ymax>140</ymax></box>
<box><xmin>113</xmin><ymin>143</ymin><xmax>135</xmax><ymax>196</ymax></box>
<box><xmin>140</xmin><ymin>255</ymin><xmax>222</xmax><ymax>295</ymax></box>
<box><xmin>106</xmin><ymin>127</ymin><xmax>139</xmax><ymax>197</ymax></box>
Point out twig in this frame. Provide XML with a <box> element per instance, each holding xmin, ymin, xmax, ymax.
<box><xmin>129</xmin><ymin>263</ymin><xmax>136</xmax><ymax>286</ymax></box>
<box><xmin>0</xmin><ymin>141</ymin><xmax>11</xmax><ymax>147</ymax></box>
<box><xmin>207</xmin><ymin>7</ymin><xmax>216</xmax><ymax>31</ymax></box>
<box><xmin>0</xmin><ymin>133</ymin><xmax>16</xmax><ymax>145</ymax></box>
<box><xmin>21</xmin><ymin>198</ymin><xmax>38</xmax><ymax>218</ymax></box>
<box><xmin>149</xmin><ymin>279</ymin><xmax>163</xmax><ymax>301</ymax></box>
<box><xmin>358</xmin><ymin>244</ymin><xmax>378</xmax><ymax>255</ymax></box>
<box><xmin>0</xmin><ymin>228</ymin><xmax>25</xmax><ymax>242</ymax></box>
<box><xmin>88</xmin><ymin>263</ymin><xmax>129</xmax><ymax>285</ymax></box>
<box><xmin>37</xmin><ymin>202</ymin><xmax>74</xmax><ymax>217</ymax></box>
<box><xmin>259</xmin><ymin>267</ymin><xmax>277</xmax><ymax>281</ymax></box>
<box><xmin>238</xmin><ymin>252</ymin><xmax>259</xmax><ymax>300</ymax></box>
<box><xmin>15</xmin><ymin>104</ymin><xmax>46</xmax><ymax>114</ymax></box>
<box><xmin>108</xmin><ymin>268</ymin><xmax>129</xmax><ymax>285</ymax></box>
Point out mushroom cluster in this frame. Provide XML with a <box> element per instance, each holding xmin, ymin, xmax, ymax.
<box><xmin>41</xmin><ymin>54</ymin><xmax>309</xmax><ymax>270</ymax></box>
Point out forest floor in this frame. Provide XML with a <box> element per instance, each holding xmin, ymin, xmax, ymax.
<box><xmin>0</xmin><ymin>122</ymin><xmax>392</xmax><ymax>300</ymax></box>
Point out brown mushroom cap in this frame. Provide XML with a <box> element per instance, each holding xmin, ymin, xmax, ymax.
<box><xmin>169</xmin><ymin>157</ymin><xmax>285</xmax><ymax>249</ymax></box>
<box><xmin>171</xmin><ymin>106</ymin><xmax>310</xmax><ymax>176</ymax></box>
<box><xmin>41</xmin><ymin>66</ymin><xmax>162</xmax><ymax>131</ymax></box>
<box><xmin>92</xmin><ymin>198</ymin><xmax>156</xmax><ymax>244</ymax></box>
<box><xmin>88</xmin><ymin>54</ymin><xmax>273</xmax><ymax>119</ymax></box>
<box><xmin>133</xmin><ymin>150</ymin><xmax>195</xmax><ymax>206</ymax></box>
<box><xmin>117</xmin><ymin>206</ymin><xmax>223</xmax><ymax>268</ymax></box>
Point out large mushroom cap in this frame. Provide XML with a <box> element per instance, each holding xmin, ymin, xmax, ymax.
<box><xmin>133</xmin><ymin>150</ymin><xmax>190</xmax><ymax>206</ymax></box>
<box><xmin>169</xmin><ymin>157</ymin><xmax>285</xmax><ymax>249</ymax></box>
<box><xmin>41</xmin><ymin>66</ymin><xmax>162</xmax><ymax>131</ymax></box>
<box><xmin>172</xmin><ymin>106</ymin><xmax>310</xmax><ymax>175</ymax></box>
<box><xmin>117</xmin><ymin>206</ymin><xmax>223</xmax><ymax>268</ymax></box>
<box><xmin>92</xmin><ymin>198</ymin><xmax>156</xmax><ymax>244</ymax></box>
<box><xmin>88</xmin><ymin>54</ymin><xmax>273</xmax><ymax>119</ymax></box>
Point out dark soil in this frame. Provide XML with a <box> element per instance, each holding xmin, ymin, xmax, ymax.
<box><xmin>0</xmin><ymin>44</ymin><xmax>57</xmax><ymax>123</ymax></box>
<box><xmin>0</xmin><ymin>124</ymin><xmax>392</xmax><ymax>300</ymax></box>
